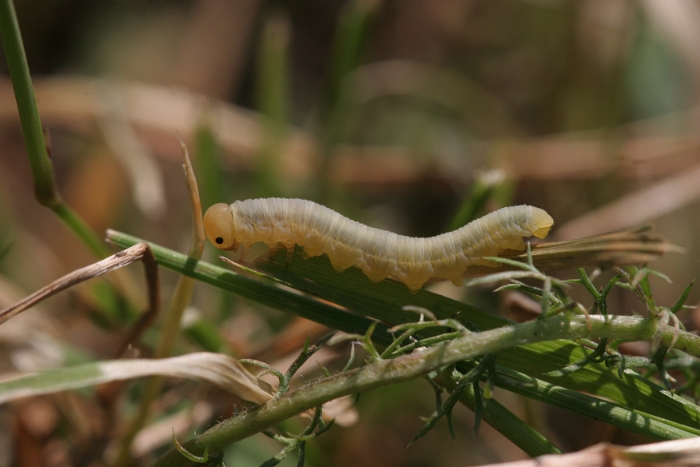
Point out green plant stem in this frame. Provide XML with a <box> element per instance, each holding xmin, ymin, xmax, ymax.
<box><xmin>0</xmin><ymin>0</ymin><xmax>56</xmax><ymax>206</ymax></box>
<box><xmin>194</xmin><ymin>122</ymin><xmax>224</xmax><ymax>212</ymax></box>
<box><xmin>318</xmin><ymin>0</ymin><xmax>376</xmax><ymax>200</ymax></box>
<box><xmin>255</xmin><ymin>13</ymin><xmax>290</xmax><ymax>197</ymax></box>
<box><xmin>52</xmin><ymin>203</ymin><xmax>113</xmax><ymax>258</ymax></box>
<box><xmin>446</xmin><ymin>173</ymin><xmax>502</xmax><ymax>231</ymax></box>
<box><xmin>0</xmin><ymin>0</ymin><xmax>113</xmax><ymax>259</ymax></box>
<box><xmin>152</xmin><ymin>311</ymin><xmax>699</xmax><ymax>466</ymax></box>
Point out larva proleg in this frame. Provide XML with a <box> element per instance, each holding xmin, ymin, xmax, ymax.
<box><xmin>203</xmin><ymin>199</ymin><xmax>554</xmax><ymax>292</ymax></box>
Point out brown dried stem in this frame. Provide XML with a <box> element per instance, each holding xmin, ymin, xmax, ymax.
<box><xmin>461</xmin><ymin>227</ymin><xmax>682</xmax><ymax>279</ymax></box>
<box><xmin>0</xmin><ymin>242</ymin><xmax>159</xmax><ymax>333</ymax></box>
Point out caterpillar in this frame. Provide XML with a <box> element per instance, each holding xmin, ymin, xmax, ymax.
<box><xmin>203</xmin><ymin>199</ymin><xmax>554</xmax><ymax>293</ymax></box>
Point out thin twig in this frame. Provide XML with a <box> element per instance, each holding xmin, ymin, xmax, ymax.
<box><xmin>459</xmin><ymin>226</ymin><xmax>681</xmax><ymax>279</ymax></box>
<box><xmin>0</xmin><ymin>242</ymin><xmax>159</xmax><ymax>328</ymax></box>
<box><xmin>113</xmin><ymin>245</ymin><xmax>160</xmax><ymax>357</ymax></box>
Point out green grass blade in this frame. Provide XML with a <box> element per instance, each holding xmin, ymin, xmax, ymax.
<box><xmin>255</xmin><ymin>13</ymin><xmax>290</xmax><ymax>197</ymax></box>
<box><xmin>446</xmin><ymin>170</ymin><xmax>505</xmax><ymax>231</ymax></box>
<box><xmin>0</xmin><ymin>0</ymin><xmax>57</xmax><ymax>207</ymax></box>
<box><xmin>494</xmin><ymin>366</ymin><xmax>700</xmax><ymax>439</ymax></box>
<box><xmin>194</xmin><ymin>122</ymin><xmax>225</xmax><ymax>212</ymax></box>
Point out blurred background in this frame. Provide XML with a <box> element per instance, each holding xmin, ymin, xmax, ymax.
<box><xmin>1</xmin><ymin>0</ymin><xmax>700</xmax><ymax>465</ymax></box>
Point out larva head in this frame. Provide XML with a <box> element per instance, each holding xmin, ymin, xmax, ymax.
<box><xmin>529</xmin><ymin>208</ymin><xmax>554</xmax><ymax>239</ymax></box>
<box><xmin>203</xmin><ymin>204</ymin><xmax>239</xmax><ymax>251</ymax></box>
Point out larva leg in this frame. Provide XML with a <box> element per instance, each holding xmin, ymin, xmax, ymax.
<box><xmin>365</xmin><ymin>270</ymin><xmax>388</xmax><ymax>282</ymax></box>
<box><xmin>450</xmin><ymin>276</ymin><xmax>464</xmax><ymax>287</ymax></box>
<box><xmin>331</xmin><ymin>262</ymin><xmax>349</xmax><ymax>273</ymax></box>
<box><xmin>302</xmin><ymin>243</ymin><xmax>324</xmax><ymax>259</ymax></box>
<box><xmin>237</xmin><ymin>245</ymin><xmax>251</xmax><ymax>263</ymax></box>
<box><xmin>328</xmin><ymin>241</ymin><xmax>358</xmax><ymax>273</ymax></box>
<box><xmin>358</xmin><ymin>249</ymin><xmax>394</xmax><ymax>283</ymax></box>
<box><xmin>403</xmin><ymin>275</ymin><xmax>431</xmax><ymax>294</ymax></box>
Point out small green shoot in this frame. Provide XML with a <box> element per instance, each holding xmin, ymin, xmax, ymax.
<box><xmin>670</xmin><ymin>280</ymin><xmax>695</xmax><ymax>314</ymax></box>
<box><xmin>240</xmin><ymin>359</ymin><xmax>285</xmax><ymax>396</ymax></box>
<box><xmin>173</xmin><ymin>431</ymin><xmax>211</xmax><ymax>464</ymax></box>
<box><xmin>261</xmin><ymin>407</ymin><xmax>335</xmax><ymax>467</ymax></box>
<box><xmin>342</xmin><ymin>342</ymin><xmax>356</xmax><ymax>373</ymax></box>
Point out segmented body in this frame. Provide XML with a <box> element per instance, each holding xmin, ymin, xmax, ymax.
<box><xmin>203</xmin><ymin>199</ymin><xmax>554</xmax><ymax>292</ymax></box>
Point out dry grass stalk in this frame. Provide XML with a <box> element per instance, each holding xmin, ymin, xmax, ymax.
<box><xmin>462</xmin><ymin>227</ymin><xmax>681</xmax><ymax>278</ymax></box>
<box><xmin>0</xmin><ymin>242</ymin><xmax>159</xmax><ymax>334</ymax></box>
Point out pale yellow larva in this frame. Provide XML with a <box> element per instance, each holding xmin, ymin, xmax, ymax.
<box><xmin>203</xmin><ymin>199</ymin><xmax>554</xmax><ymax>293</ymax></box>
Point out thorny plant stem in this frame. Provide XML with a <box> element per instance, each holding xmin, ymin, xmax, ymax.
<box><xmin>153</xmin><ymin>313</ymin><xmax>700</xmax><ymax>466</ymax></box>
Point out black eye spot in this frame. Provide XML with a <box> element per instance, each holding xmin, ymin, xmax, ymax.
<box><xmin>215</xmin><ymin>237</ymin><xmax>224</xmax><ymax>245</ymax></box>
